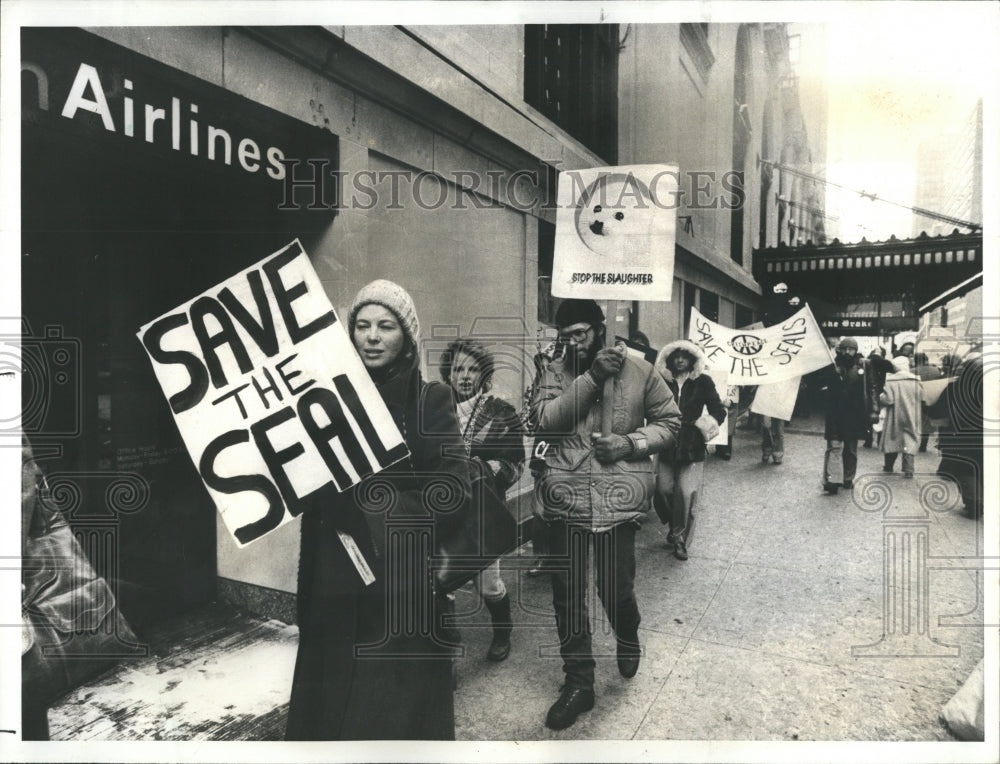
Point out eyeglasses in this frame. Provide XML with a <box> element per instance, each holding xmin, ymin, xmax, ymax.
<box><xmin>558</xmin><ymin>326</ymin><xmax>593</xmax><ymax>344</ymax></box>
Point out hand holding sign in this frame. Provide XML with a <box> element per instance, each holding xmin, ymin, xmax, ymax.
<box><xmin>137</xmin><ymin>240</ymin><xmax>408</xmax><ymax>549</ymax></box>
<box><xmin>590</xmin><ymin>346</ymin><xmax>626</xmax><ymax>384</ymax></box>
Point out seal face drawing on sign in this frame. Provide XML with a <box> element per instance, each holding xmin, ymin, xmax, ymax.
<box><xmin>574</xmin><ymin>173</ymin><xmax>658</xmax><ymax>260</ymax></box>
<box><xmin>729</xmin><ymin>333</ymin><xmax>765</xmax><ymax>356</ymax></box>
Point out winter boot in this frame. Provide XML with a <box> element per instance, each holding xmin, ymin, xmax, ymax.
<box><xmin>485</xmin><ymin>594</ymin><xmax>513</xmax><ymax>662</ymax></box>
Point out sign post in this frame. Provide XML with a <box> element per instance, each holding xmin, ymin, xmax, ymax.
<box><xmin>552</xmin><ymin>164</ymin><xmax>679</xmax><ymax>434</ymax></box>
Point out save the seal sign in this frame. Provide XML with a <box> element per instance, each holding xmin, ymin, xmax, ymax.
<box><xmin>137</xmin><ymin>240</ymin><xmax>408</xmax><ymax>547</ymax></box>
<box><xmin>688</xmin><ymin>305</ymin><xmax>835</xmax><ymax>384</ymax></box>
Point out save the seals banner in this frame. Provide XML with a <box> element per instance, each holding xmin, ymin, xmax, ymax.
<box><xmin>688</xmin><ymin>305</ymin><xmax>835</xmax><ymax>384</ymax></box>
<box><xmin>552</xmin><ymin>164</ymin><xmax>677</xmax><ymax>300</ymax></box>
<box><xmin>137</xmin><ymin>240</ymin><xmax>408</xmax><ymax>548</ymax></box>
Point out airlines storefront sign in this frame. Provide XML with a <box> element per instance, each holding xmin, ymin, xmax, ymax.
<box><xmin>20</xmin><ymin>28</ymin><xmax>327</xmax><ymax>184</ymax></box>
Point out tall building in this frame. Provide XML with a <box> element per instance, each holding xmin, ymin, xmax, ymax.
<box><xmin>912</xmin><ymin>100</ymin><xmax>983</xmax><ymax>238</ymax></box>
<box><xmin>912</xmin><ymin>100</ymin><xmax>983</xmax><ymax>347</ymax></box>
<box><xmin>618</xmin><ymin>23</ymin><xmax>822</xmax><ymax>346</ymax></box>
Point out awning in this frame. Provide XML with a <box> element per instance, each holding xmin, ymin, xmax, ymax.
<box><xmin>919</xmin><ymin>272</ymin><xmax>983</xmax><ymax>314</ymax></box>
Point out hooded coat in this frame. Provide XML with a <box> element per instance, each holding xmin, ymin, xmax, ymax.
<box><xmin>879</xmin><ymin>357</ymin><xmax>922</xmax><ymax>455</ymax></box>
<box><xmin>655</xmin><ymin>340</ymin><xmax>727</xmax><ymax>464</ymax></box>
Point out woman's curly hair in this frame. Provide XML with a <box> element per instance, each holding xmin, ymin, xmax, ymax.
<box><xmin>439</xmin><ymin>338</ymin><xmax>494</xmax><ymax>392</ymax></box>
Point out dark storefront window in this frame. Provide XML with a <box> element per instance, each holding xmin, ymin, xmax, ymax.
<box><xmin>537</xmin><ymin>219</ymin><xmax>557</xmax><ymax>325</ymax></box>
<box><xmin>683</xmin><ymin>281</ymin><xmax>698</xmax><ymax>332</ymax></box>
<box><xmin>21</xmin><ymin>28</ymin><xmax>337</xmax><ymax>628</ymax></box>
<box><xmin>730</xmin><ymin>25</ymin><xmax>751</xmax><ymax>266</ymax></box>
<box><xmin>735</xmin><ymin>303</ymin><xmax>755</xmax><ymax>329</ymax></box>
<box><xmin>524</xmin><ymin>24</ymin><xmax>620</xmax><ymax>162</ymax></box>
<box><xmin>699</xmin><ymin>290</ymin><xmax>720</xmax><ymax>323</ymax></box>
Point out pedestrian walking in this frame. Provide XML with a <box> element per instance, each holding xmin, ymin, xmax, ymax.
<box><xmin>760</xmin><ymin>415</ymin><xmax>786</xmax><ymax>464</ymax></box>
<box><xmin>863</xmin><ymin>348</ymin><xmax>891</xmax><ymax>447</ymax></box>
<box><xmin>287</xmin><ymin>280</ymin><xmax>470</xmax><ymax>741</ymax></box>
<box><xmin>652</xmin><ymin>340</ymin><xmax>727</xmax><ymax>560</ymax></box>
<box><xmin>439</xmin><ymin>338</ymin><xmax>525</xmax><ymax>662</ymax></box>
<box><xmin>913</xmin><ymin>352</ymin><xmax>943</xmax><ymax>452</ymax></box>
<box><xmin>879</xmin><ymin>356</ymin><xmax>922</xmax><ymax>478</ymax></box>
<box><xmin>530</xmin><ymin>299</ymin><xmax>680</xmax><ymax>731</ymax></box>
<box><xmin>821</xmin><ymin>337</ymin><xmax>869</xmax><ymax>495</ymax></box>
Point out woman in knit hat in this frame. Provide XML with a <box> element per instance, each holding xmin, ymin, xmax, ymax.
<box><xmin>879</xmin><ymin>355</ymin><xmax>922</xmax><ymax>477</ymax></box>
<box><xmin>287</xmin><ymin>279</ymin><xmax>470</xmax><ymax>741</ymax></box>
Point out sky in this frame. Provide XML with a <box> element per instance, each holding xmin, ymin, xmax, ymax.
<box><xmin>813</xmin><ymin>7</ymin><xmax>994</xmax><ymax>242</ymax></box>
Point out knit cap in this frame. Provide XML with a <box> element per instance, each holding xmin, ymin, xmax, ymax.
<box><xmin>555</xmin><ymin>298</ymin><xmax>605</xmax><ymax>328</ymax></box>
<box><xmin>349</xmin><ymin>279</ymin><xmax>420</xmax><ymax>348</ymax></box>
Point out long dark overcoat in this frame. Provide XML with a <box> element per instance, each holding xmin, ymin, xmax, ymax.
<box><xmin>286</xmin><ymin>362</ymin><xmax>470</xmax><ymax>741</ymax></box>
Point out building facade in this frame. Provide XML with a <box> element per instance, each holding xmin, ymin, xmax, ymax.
<box><xmin>21</xmin><ymin>23</ymin><xmax>819</xmax><ymax>621</ymax></box>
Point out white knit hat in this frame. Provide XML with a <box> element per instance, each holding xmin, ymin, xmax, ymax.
<box><xmin>348</xmin><ymin>279</ymin><xmax>420</xmax><ymax>348</ymax></box>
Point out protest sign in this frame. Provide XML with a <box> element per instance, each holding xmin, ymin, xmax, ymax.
<box><xmin>922</xmin><ymin>376</ymin><xmax>954</xmax><ymax>407</ymax></box>
<box><xmin>751</xmin><ymin>376</ymin><xmax>801</xmax><ymax>421</ymax></box>
<box><xmin>701</xmin><ymin>366</ymin><xmax>730</xmax><ymax>446</ymax></box>
<box><xmin>137</xmin><ymin>240</ymin><xmax>408</xmax><ymax>548</ymax></box>
<box><xmin>552</xmin><ymin>164</ymin><xmax>678</xmax><ymax>301</ymax></box>
<box><xmin>688</xmin><ymin>305</ymin><xmax>834</xmax><ymax>384</ymax></box>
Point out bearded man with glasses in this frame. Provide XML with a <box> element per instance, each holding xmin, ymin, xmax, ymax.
<box><xmin>527</xmin><ymin>299</ymin><xmax>681</xmax><ymax>730</ymax></box>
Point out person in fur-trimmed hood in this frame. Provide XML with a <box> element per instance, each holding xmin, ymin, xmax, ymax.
<box><xmin>652</xmin><ymin>340</ymin><xmax>727</xmax><ymax>560</ymax></box>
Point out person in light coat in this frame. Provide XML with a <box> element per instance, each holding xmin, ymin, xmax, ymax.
<box><xmin>879</xmin><ymin>355</ymin><xmax>922</xmax><ymax>477</ymax></box>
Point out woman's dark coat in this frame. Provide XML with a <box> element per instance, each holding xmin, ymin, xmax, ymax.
<box><xmin>286</xmin><ymin>361</ymin><xmax>470</xmax><ymax>741</ymax></box>
<box><xmin>823</xmin><ymin>354</ymin><xmax>870</xmax><ymax>442</ymax></box>
<box><xmin>655</xmin><ymin>340</ymin><xmax>726</xmax><ymax>465</ymax></box>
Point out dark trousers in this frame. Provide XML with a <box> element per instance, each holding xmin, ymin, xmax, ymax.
<box><xmin>547</xmin><ymin>520</ymin><xmax>640</xmax><ymax>690</ymax></box>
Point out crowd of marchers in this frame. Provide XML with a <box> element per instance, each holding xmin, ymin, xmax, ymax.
<box><xmin>24</xmin><ymin>275</ymin><xmax>982</xmax><ymax>741</ymax></box>
<box><xmin>281</xmin><ymin>278</ymin><xmax>985</xmax><ymax>739</ymax></box>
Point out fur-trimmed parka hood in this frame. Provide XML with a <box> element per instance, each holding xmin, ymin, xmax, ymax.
<box><xmin>655</xmin><ymin>339</ymin><xmax>709</xmax><ymax>382</ymax></box>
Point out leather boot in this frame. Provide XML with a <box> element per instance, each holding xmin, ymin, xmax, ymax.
<box><xmin>616</xmin><ymin>628</ymin><xmax>641</xmax><ymax>678</ymax></box>
<box><xmin>484</xmin><ymin>594</ymin><xmax>512</xmax><ymax>662</ymax></box>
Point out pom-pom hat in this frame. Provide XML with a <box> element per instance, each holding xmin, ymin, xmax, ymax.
<box><xmin>349</xmin><ymin>279</ymin><xmax>420</xmax><ymax>349</ymax></box>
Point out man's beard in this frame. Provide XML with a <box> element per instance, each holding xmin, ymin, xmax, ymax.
<box><xmin>562</xmin><ymin>338</ymin><xmax>601</xmax><ymax>375</ymax></box>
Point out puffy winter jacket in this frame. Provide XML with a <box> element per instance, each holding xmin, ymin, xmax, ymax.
<box><xmin>530</xmin><ymin>351</ymin><xmax>681</xmax><ymax>529</ymax></box>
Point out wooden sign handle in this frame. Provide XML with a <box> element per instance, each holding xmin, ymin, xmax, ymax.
<box><xmin>602</xmin><ymin>299</ymin><xmax>617</xmax><ymax>436</ymax></box>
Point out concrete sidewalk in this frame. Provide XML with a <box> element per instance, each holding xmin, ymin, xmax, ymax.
<box><xmin>452</xmin><ymin>430</ymin><xmax>986</xmax><ymax>741</ymax></box>
<box><xmin>46</xmin><ymin>426</ymin><xmax>985</xmax><ymax>742</ymax></box>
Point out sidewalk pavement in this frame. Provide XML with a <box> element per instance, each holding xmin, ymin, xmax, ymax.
<box><xmin>452</xmin><ymin>427</ymin><xmax>986</xmax><ymax>741</ymax></box>
<box><xmin>46</xmin><ymin>425</ymin><xmax>985</xmax><ymax>742</ymax></box>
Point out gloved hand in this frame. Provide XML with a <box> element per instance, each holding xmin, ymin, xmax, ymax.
<box><xmin>593</xmin><ymin>433</ymin><xmax>632</xmax><ymax>463</ymax></box>
<box><xmin>589</xmin><ymin>347</ymin><xmax>625</xmax><ymax>384</ymax></box>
